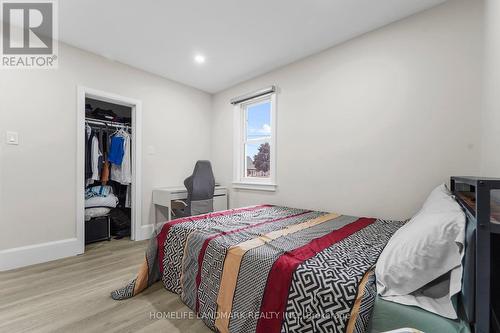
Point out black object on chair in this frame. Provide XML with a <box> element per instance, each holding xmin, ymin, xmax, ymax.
<box><xmin>172</xmin><ymin>160</ymin><xmax>216</xmax><ymax>218</ymax></box>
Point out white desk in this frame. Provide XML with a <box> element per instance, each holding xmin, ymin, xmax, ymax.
<box><xmin>152</xmin><ymin>186</ymin><xmax>228</xmax><ymax>222</ymax></box>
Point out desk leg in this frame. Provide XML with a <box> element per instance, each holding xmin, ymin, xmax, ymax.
<box><xmin>154</xmin><ymin>205</ymin><xmax>171</xmax><ymax>224</ymax></box>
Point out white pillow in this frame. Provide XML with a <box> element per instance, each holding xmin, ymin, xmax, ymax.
<box><xmin>376</xmin><ymin>184</ymin><xmax>465</xmax><ymax>318</ymax></box>
<box><xmin>421</xmin><ymin>184</ymin><xmax>460</xmax><ymax>213</ymax></box>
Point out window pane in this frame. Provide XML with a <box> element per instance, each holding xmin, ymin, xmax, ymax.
<box><xmin>246</xmin><ymin>101</ymin><xmax>271</xmax><ymax>141</ymax></box>
<box><xmin>245</xmin><ymin>142</ymin><xmax>271</xmax><ymax>178</ymax></box>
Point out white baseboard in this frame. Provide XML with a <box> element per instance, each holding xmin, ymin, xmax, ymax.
<box><xmin>0</xmin><ymin>223</ymin><xmax>162</xmax><ymax>271</ymax></box>
<box><xmin>0</xmin><ymin>238</ymin><xmax>82</xmax><ymax>272</ymax></box>
<box><xmin>138</xmin><ymin>222</ymin><xmax>167</xmax><ymax>241</ymax></box>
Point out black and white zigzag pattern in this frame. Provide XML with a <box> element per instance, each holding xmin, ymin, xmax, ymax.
<box><xmin>228</xmin><ymin>215</ymin><xmax>358</xmax><ymax>333</ymax></box>
<box><xmin>196</xmin><ymin>210</ymin><xmax>325</xmax><ymax>330</ymax></box>
<box><xmin>179</xmin><ymin>208</ymin><xmax>317</xmax><ymax>322</ymax></box>
<box><xmin>181</xmin><ymin>229</ymin><xmax>213</xmax><ymax>308</ymax></box>
<box><xmin>110</xmin><ymin>278</ymin><xmax>136</xmax><ymax>300</ymax></box>
<box><xmin>155</xmin><ymin>206</ymin><xmax>403</xmax><ymax>333</ymax></box>
<box><xmin>281</xmin><ymin>220</ymin><xmax>404</xmax><ymax>333</ymax></box>
<box><xmin>162</xmin><ymin>206</ymin><xmax>272</xmax><ymax>293</ymax></box>
<box><xmin>162</xmin><ymin>206</ymin><xmax>303</xmax><ymax>294</ymax></box>
<box><xmin>163</xmin><ymin>225</ymin><xmax>203</xmax><ymax>294</ymax></box>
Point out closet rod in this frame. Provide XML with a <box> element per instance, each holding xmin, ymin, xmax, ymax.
<box><xmin>85</xmin><ymin>118</ymin><xmax>131</xmax><ymax>129</ymax></box>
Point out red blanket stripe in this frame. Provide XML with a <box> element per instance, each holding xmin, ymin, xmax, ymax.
<box><xmin>255</xmin><ymin>217</ymin><xmax>376</xmax><ymax>333</ymax></box>
<box><xmin>194</xmin><ymin>210</ymin><xmax>313</xmax><ymax>313</ymax></box>
<box><xmin>156</xmin><ymin>205</ymin><xmax>271</xmax><ymax>275</ymax></box>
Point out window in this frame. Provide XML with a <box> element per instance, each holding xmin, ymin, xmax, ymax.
<box><xmin>233</xmin><ymin>93</ymin><xmax>276</xmax><ymax>191</ymax></box>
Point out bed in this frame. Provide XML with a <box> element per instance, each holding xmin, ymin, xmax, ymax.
<box><xmin>112</xmin><ymin>205</ymin><xmax>405</xmax><ymax>333</ymax></box>
<box><xmin>112</xmin><ymin>178</ymin><xmax>484</xmax><ymax>333</ymax></box>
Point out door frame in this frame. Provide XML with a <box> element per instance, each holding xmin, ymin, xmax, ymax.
<box><xmin>76</xmin><ymin>86</ymin><xmax>143</xmax><ymax>253</ymax></box>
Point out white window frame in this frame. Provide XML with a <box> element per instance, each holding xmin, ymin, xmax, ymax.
<box><xmin>233</xmin><ymin>93</ymin><xmax>277</xmax><ymax>191</ymax></box>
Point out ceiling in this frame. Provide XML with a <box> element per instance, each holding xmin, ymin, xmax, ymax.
<box><xmin>59</xmin><ymin>0</ymin><xmax>446</xmax><ymax>93</ymax></box>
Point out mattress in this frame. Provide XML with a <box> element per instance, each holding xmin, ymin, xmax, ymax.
<box><xmin>368</xmin><ymin>296</ymin><xmax>471</xmax><ymax>333</ymax></box>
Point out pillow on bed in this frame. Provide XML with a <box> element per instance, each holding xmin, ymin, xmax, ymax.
<box><xmin>375</xmin><ymin>184</ymin><xmax>465</xmax><ymax>319</ymax></box>
<box><xmin>423</xmin><ymin>182</ymin><xmax>450</xmax><ymax>200</ymax></box>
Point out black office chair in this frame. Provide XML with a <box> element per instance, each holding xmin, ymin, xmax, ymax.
<box><xmin>172</xmin><ymin>160</ymin><xmax>215</xmax><ymax>218</ymax></box>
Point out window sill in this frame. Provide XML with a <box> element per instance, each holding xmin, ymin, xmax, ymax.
<box><xmin>232</xmin><ymin>181</ymin><xmax>277</xmax><ymax>192</ymax></box>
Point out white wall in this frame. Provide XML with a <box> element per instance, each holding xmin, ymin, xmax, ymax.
<box><xmin>0</xmin><ymin>43</ymin><xmax>212</xmax><ymax>253</ymax></box>
<box><xmin>211</xmin><ymin>0</ymin><xmax>484</xmax><ymax>220</ymax></box>
<box><xmin>480</xmin><ymin>0</ymin><xmax>500</xmax><ymax>176</ymax></box>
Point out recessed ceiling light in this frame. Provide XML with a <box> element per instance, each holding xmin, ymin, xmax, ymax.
<box><xmin>194</xmin><ymin>54</ymin><xmax>206</xmax><ymax>64</ymax></box>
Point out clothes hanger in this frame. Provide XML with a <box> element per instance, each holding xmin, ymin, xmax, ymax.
<box><xmin>117</xmin><ymin>125</ymin><xmax>129</xmax><ymax>137</ymax></box>
<box><xmin>111</xmin><ymin>125</ymin><xmax>121</xmax><ymax>136</ymax></box>
<box><xmin>85</xmin><ymin>122</ymin><xmax>92</xmax><ymax>136</ymax></box>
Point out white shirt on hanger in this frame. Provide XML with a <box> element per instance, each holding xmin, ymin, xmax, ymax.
<box><xmin>91</xmin><ymin>135</ymin><xmax>102</xmax><ymax>181</ymax></box>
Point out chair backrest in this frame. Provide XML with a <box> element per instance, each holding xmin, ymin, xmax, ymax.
<box><xmin>184</xmin><ymin>160</ymin><xmax>215</xmax><ymax>216</ymax></box>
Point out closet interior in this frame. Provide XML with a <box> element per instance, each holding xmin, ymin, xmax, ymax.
<box><xmin>84</xmin><ymin>98</ymin><xmax>133</xmax><ymax>245</ymax></box>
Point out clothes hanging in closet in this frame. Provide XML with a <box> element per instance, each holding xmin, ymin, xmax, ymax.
<box><xmin>110</xmin><ymin>129</ymin><xmax>131</xmax><ymax>185</ymax></box>
<box><xmin>85</xmin><ymin>125</ymin><xmax>93</xmax><ymax>183</ymax></box>
<box><xmin>108</xmin><ymin>135</ymin><xmax>125</xmax><ymax>165</ymax></box>
<box><xmin>101</xmin><ymin>161</ymin><xmax>110</xmax><ymax>183</ymax></box>
<box><xmin>91</xmin><ymin>134</ymin><xmax>103</xmax><ymax>181</ymax></box>
<box><xmin>85</xmin><ymin>124</ymin><xmax>131</xmax><ymax>187</ymax></box>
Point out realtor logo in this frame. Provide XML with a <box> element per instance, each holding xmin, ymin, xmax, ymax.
<box><xmin>1</xmin><ymin>0</ymin><xmax>58</xmax><ymax>68</ymax></box>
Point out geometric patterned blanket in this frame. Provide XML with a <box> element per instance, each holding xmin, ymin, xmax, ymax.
<box><xmin>112</xmin><ymin>205</ymin><xmax>404</xmax><ymax>333</ymax></box>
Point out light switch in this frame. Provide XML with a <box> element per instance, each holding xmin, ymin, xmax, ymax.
<box><xmin>6</xmin><ymin>131</ymin><xmax>18</xmax><ymax>145</ymax></box>
<box><xmin>147</xmin><ymin>145</ymin><xmax>156</xmax><ymax>155</ymax></box>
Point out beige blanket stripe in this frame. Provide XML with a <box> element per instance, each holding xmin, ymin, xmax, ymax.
<box><xmin>345</xmin><ymin>269</ymin><xmax>374</xmax><ymax>333</ymax></box>
<box><xmin>214</xmin><ymin>212</ymin><xmax>340</xmax><ymax>333</ymax></box>
<box><xmin>132</xmin><ymin>258</ymin><xmax>150</xmax><ymax>296</ymax></box>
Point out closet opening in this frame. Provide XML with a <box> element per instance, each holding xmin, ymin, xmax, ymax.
<box><xmin>77</xmin><ymin>87</ymin><xmax>142</xmax><ymax>254</ymax></box>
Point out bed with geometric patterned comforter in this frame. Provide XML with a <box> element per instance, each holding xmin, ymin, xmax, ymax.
<box><xmin>112</xmin><ymin>205</ymin><xmax>404</xmax><ymax>333</ymax></box>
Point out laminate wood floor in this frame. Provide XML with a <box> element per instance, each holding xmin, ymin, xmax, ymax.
<box><xmin>0</xmin><ymin>239</ymin><xmax>212</xmax><ymax>333</ymax></box>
